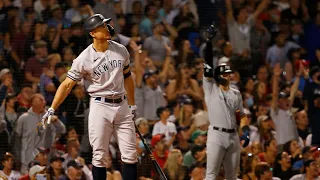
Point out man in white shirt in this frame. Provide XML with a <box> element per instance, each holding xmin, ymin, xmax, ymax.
<box><xmin>152</xmin><ymin>106</ymin><xmax>177</xmax><ymax>149</ymax></box>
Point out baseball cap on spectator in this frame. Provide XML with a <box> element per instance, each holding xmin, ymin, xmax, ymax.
<box><xmin>143</xmin><ymin>70</ymin><xmax>156</xmax><ymax>83</ymax></box>
<box><xmin>32</xmin><ymin>147</ymin><xmax>46</xmax><ymax>159</ymax></box>
<box><xmin>151</xmin><ymin>134</ymin><xmax>165</xmax><ymax>147</ymax></box>
<box><xmin>67</xmin><ymin>159</ymin><xmax>83</xmax><ymax>169</ymax></box>
<box><xmin>278</xmin><ymin>91</ymin><xmax>290</xmax><ymax>99</ymax></box>
<box><xmin>257</xmin><ymin>115</ymin><xmax>270</xmax><ymax>126</ymax></box>
<box><xmin>50</xmin><ymin>153</ymin><xmax>65</xmax><ymax>163</ymax></box>
<box><xmin>192</xmin><ymin>110</ymin><xmax>209</xmax><ymax>128</ymax></box>
<box><xmin>191</xmin><ymin>129</ymin><xmax>207</xmax><ymax>142</ymax></box>
<box><xmin>34</xmin><ymin>40</ymin><xmax>47</xmax><ymax>49</ymax></box>
<box><xmin>0</xmin><ymin>68</ymin><xmax>11</xmax><ymax>79</ymax></box>
<box><xmin>29</xmin><ymin>165</ymin><xmax>46</xmax><ymax>177</ymax></box>
<box><xmin>135</xmin><ymin>117</ymin><xmax>148</xmax><ymax>126</ymax></box>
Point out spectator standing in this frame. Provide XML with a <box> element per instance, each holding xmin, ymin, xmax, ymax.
<box><xmin>225</xmin><ymin>0</ymin><xmax>269</xmax><ymax>54</ymax></box>
<box><xmin>152</xmin><ymin>106</ymin><xmax>177</xmax><ymax>149</ymax></box>
<box><xmin>133</xmin><ymin>40</ymin><xmax>166</xmax><ymax>123</ymax></box>
<box><xmin>140</xmin><ymin>3</ymin><xmax>159</xmax><ymax>38</ymax></box>
<box><xmin>12</xmin><ymin>94</ymin><xmax>66</xmax><ymax>174</ymax></box>
<box><xmin>271</xmin><ymin>63</ymin><xmax>301</xmax><ymax>147</ymax></box>
<box><xmin>24</xmin><ymin>40</ymin><xmax>49</xmax><ymax>89</ymax></box>
<box><xmin>151</xmin><ymin>134</ymin><xmax>168</xmax><ymax>170</ymax></box>
<box><xmin>93</xmin><ymin>0</ymin><xmax>119</xmax><ymax>33</ymax></box>
<box><xmin>142</xmin><ymin>23</ymin><xmax>171</xmax><ymax>67</ymax></box>
<box><xmin>16</xmin><ymin>84</ymin><xmax>34</xmax><ymax>115</ymax></box>
<box><xmin>266</xmin><ymin>32</ymin><xmax>300</xmax><ymax>68</ymax></box>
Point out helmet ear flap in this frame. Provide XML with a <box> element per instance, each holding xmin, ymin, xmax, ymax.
<box><xmin>106</xmin><ymin>24</ymin><xmax>115</xmax><ymax>36</ymax></box>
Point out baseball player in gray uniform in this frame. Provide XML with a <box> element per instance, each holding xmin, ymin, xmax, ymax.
<box><xmin>203</xmin><ymin>24</ymin><xmax>250</xmax><ymax>180</ymax></box>
<box><xmin>41</xmin><ymin>14</ymin><xmax>138</xmax><ymax>180</ymax></box>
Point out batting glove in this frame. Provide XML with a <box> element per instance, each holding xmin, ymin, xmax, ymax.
<box><xmin>42</xmin><ymin>107</ymin><xmax>55</xmax><ymax>129</ymax></box>
<box><xmin>240</xmin><ymin>125</ymin><xmax>250</xmax><ymax>148</ymax></box>
<box><xmin>129</xmin><ymin>105</ymin><xmax>137</xmax><ymax>119</ymax></box>
<box><xmin>206</xmin><ymin>22</ymin><xmax>218</xmax><ymax>41</ymax></box>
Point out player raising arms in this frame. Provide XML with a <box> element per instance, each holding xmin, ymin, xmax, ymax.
<box><xmin>41</xmin><ymin>14</ymin><xmax>138</xmax><ymax>180</ymax></box>
<box><xmin>203</xmin><ymin>24</ymin><xmax>250</xmax><ymax>180</ymax></box>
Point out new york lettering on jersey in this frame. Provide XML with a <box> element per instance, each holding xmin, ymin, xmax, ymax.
<box><xmin>93</xmin><ymin>59</ymin><xmax>124</xmax><ymax>77</ymax></box>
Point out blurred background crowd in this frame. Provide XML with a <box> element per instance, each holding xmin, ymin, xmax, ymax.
<box><xmin>0</xmin><ymin>0</ymin><xmax>320</xmax><ymax>179</ymax></box>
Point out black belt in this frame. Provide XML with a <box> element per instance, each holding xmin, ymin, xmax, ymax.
<box><xmin>95</xmin><ymin>96</ymin><xmax>126</xmax><ymax>104</ymax></box>
<box><xmin>213</xmin><ymin>126</ymin><xmax>236</xmax><ymax>133</ymax></box>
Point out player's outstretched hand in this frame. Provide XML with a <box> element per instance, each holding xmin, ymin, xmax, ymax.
<box><xmin>41</xmin><ymin>108</ymin><xmax>55</xmax><ymax>129</ymax></box>
<box><xmin>206</xmin><ymin>22</ymin><xmax>218</xmax><ymax>41</ymax></box>
<box><xmin>240</xmin><ymin>132</ymin><xmax>250</xmax><ymax>148</ymax></box>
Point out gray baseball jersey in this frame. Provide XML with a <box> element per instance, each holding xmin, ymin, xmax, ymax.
<box><xmin>203</xmin><ymin>78</ymin><xmax>244</xmax><ymax>129</ymax></box>
<box><xmin>203</xmin><ymin>77</ymin><xmax>244</xmax><ymax>180</ymax></box>
<box><xmin>67</xmin><ymin>40</ymin><xmax>130</xmax><ymax>97</ymax></box>
<box><xmin>67</xmin><ymin>40</ymin><xmax>137</xmax><ymax>168</ymax></box>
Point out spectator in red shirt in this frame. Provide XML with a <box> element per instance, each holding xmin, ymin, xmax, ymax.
<box><xmin>151</xmin><ymin>134</ymin><xmax>168</xmax><ymax>169</ymax></box>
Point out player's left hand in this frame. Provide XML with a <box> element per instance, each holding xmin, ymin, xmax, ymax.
<box><xmin>129</xmin><ymin>105</ymin><xmax>137</xmax><ymax>119</ymax></box>
<box><xmin>240</xmin><ymin>132</ymin><xmax>250</xmax><ymax>148</ymax></box>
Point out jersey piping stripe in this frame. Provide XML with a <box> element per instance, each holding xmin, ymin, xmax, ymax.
<box><xmin>67</xmin><ymin>73</ymin><xmax>80</xmax><ymax>81</ymax></box>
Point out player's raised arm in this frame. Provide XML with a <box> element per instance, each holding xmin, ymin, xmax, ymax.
<box><xmin>203</xmin><ymin>23</ymin><xmax>217</xmax><ymax>81</ymax></box>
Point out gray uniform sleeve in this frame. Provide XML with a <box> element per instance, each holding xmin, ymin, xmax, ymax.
<box><xmin>67</xmin><ymin>57</ymin><xmax>85</xmax><ymax>81</ymax></box>
<box><xmin>122</xmin><ymin>45</ymin><xmax>130</xmax><ymax>67</ymax></box>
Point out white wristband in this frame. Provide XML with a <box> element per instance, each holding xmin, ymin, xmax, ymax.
<box><xmin>129</xmin><ymin>105</ymin><xmax>137</xmax><ymax>111</ymax></box>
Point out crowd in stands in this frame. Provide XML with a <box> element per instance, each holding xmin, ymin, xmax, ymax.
<box><xmin>0</xmin><ymin>0</ymin><xmax>320</xmax><ymax>179</ymax></box>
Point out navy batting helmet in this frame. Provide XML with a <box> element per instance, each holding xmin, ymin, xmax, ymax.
<box><xmin>83</xmin><ymin>14</ymin><xmax>115</xmax><ymax>36</ymax></box>
<box><xmin>213</xmin><ymin>63</ymin><xmax>233</xmax><ymax>85</ymax></box>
